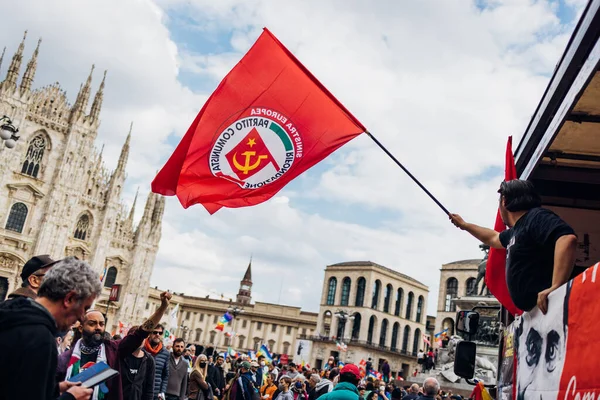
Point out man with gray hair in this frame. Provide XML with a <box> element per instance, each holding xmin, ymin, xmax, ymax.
<box><xmin>308</xmin><ymin>373</ymin><xmax>332</xmax><ymax>400</ymax></box>
<box><xmin>0</xmin><ymin>256</ymin><xmax>101</xmax><ymax>400</ymax></box>
<box><xmin>418</xmin><ymin>378</ymin><xmax>440</xmax><ymax>400</ymax></box>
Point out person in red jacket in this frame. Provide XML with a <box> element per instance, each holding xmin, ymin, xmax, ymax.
<box><xmin>57</xmin><ymin>291</ymin><xmax>172</xmax><ymax>400</ymax></box>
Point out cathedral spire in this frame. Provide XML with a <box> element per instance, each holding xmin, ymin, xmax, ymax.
<box><xmin>2</xmin><ymin>30</ymin><xmax>27</xmax><ymax>92</ymax></box>
<box><xmin>20</xmin><ymin>37</ymin><xmax>41</xmax><ymax>95</ymax></box>
<box><xmin>116</xmin><ymin>122</ymin><xmax>132</xmax><ymax>172</ymax></box>
<box><xmin>70</xmin><ymin>64</ymin><xmax>94</xmax><ymax>121</ymax></box>
<box><xmin>89</xmin><ymin>70</ymin><xmax>106</xmax><ymax>122</ymax></box>
<box><xmin>0</xmin><ymin>47</ymin><xmax>6</xmax><ymax>72</ymax></box>
<box><xmin>128</xmin><ymin>187</ymin><xmax>139</xmax><ymax>224</ymax></box>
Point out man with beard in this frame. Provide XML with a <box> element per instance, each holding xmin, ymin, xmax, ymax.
<box><xmin>207</xmin><ymin>354</ymin><xmax>226</xmax><ymax>399</ymax></box>
<box><xmin>144</xmin><ymin>324</ymin><xmax>170</xmax><ymax>399</ymax></box>
<box><xmin>57</xmin><ymin>291</ymin><xmax>173</xmax><ymax>400</ymax></box>
<box><xmin>0</xmin><ymin>256</ymin><xmax>100</xmax><ymax>400</ymax></box>
<box><xmin>165</xmin><ymin>338</ymin><xmax>189</xmax><ymax>400</ymax></box>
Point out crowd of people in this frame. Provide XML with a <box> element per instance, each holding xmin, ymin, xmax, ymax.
<box><xmin>0</xmin><ymin>255</ymin><xmax>465</xmax><ymax>400</ymax></box>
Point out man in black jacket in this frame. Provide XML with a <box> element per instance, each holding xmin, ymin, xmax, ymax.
<box><xmin>121</xmin><ymin>342</ymin><xmax>156</xmax><ymax>400</ymax></box>
<box><xmin>0</xmin><ymin>257</ymin><xmax>101</xmax><ymax>400</ymax></box>
<box><xmin>207</xmin><ymin>354</ymin><xmax>226</xmax><ymax>399</ymax></box>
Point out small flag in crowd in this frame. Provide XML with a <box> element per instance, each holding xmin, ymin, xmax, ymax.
<box><xmin>470</xmin><ymin>381</ymin><xmax>493</xmax><ymax>400</ymax></box>
<box><xmin>434</xmin><ymin>328</ymin><xmax>448</xmax><ymax>346</ymax></box>
<box><xmin>99</xmin><ymin>266</ymin><xmax>107</xmax><ymax>282</ymax></box>
<box><xmin>169</xmin><ymin>304</ymin><xmax>179</xmax><ymax>330</ymax></box>
<box><xmin>215</xmin><ymin>312</ymin><xmax>233</xmax><ymax>331</ymax></box>
<box><xmin>422</xmin><ymin>334</ymin><xmax>431</xmax><ymax>347</ymax></box>
<box><xmin>257</xmin><ymin>344</ymin><xmax>273</xmax><ymax>364</ymax></box>
<box><xmin>228</xmin><ymin>347</ymin><xmax>238</xmax><ymax>358</ymax></box>
<box><xmin>338</xmin><ymin>361</ymin><xmax>345</xmax><ymax>368</ymax></box>
<box><xmin>151</xmin><ymin>28</ymin><xmax>366</xmax><ymax>213</ymax></box>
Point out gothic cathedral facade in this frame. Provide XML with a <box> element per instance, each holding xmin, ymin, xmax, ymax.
<box><xmin>0</xmin><ymin>31</ymin><xmax>165</xmax><ymax>330</ymax></box>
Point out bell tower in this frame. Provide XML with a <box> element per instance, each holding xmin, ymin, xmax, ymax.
<box><xmin>236</xmin><ymin>258</ymin><xmax>253</xmax><ymax>305</ymax></box>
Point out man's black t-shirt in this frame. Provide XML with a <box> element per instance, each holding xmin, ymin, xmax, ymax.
<box><xmin>499</xmin><ymin>207</ymin><xmax>575</xmax><ymax>311</ymax></box>
<box><xmin>126</xmin><ymin>354</ymin><xmax>143</xmax><ymax>376</ymax></box>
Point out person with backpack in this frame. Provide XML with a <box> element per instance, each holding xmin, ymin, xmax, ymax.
<box><xmin>227</xmin><ymin>361</ymin><xmax>258</xmax><ymax>400</ymax></box>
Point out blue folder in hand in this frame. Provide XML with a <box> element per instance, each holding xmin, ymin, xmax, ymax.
<box><xmin>67</xmin><ymin>362</ymin><xmax>119</xmax><ymax>388</ymax></box>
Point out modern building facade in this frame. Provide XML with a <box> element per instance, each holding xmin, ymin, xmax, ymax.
<box><xmin>310</xmin><ymin>261</ymin><xmax>429</xmax><ymax>379</ymax></box>
<box><xmin>0</xmin><ymin>32</ymin><xmax>164</xmax><ymax>329</ymax></box>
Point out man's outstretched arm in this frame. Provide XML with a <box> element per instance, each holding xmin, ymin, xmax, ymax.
<box><xmin>119</xmin><ymin>291</ymin><xmax>172</xmax><ymax>355</ymax></box>
<box><xmin>449</xmin><ymin>213</ymin><xmax>503</xmax><ymax>249</ymax></box>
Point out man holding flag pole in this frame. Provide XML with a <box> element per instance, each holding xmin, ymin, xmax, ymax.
<box><xmin>151</xmin><ymin>26</ymin><xmax>579</xmax><ymax>318</ymax></box>
<box><xmin>449</xmin><ymin>140</ymin><xmax>578</xmax><ymax>315</ymax></box>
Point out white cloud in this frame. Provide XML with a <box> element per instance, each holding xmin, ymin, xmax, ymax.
<box><xmin>1</xmin><ymin>0</ymin><xmax>587</xmax><ymax>316</ymax></box>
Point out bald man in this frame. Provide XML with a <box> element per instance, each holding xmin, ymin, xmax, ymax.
<box><xmin>418</xmin><ymin>378</ymin><xmax>439</xmax><ymax>400</ymax></box>
<box><xmin>57</xmin><ymin>292</ymin><xmax>172</xmax><ymax>400</ymax></box>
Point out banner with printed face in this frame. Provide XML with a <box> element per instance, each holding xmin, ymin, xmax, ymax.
<box><xmin>293</xmin><ymin>340</ymin><xmax>312</xmax><ymax>366</ymax></box>
<box><xmin>514</xmin><ymin>262</ymin><xmax>600</xmax><ymax>400</ymax></box>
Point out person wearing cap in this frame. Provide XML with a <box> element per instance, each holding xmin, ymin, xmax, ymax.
<box><xmin>317</xmin><ymin>364</ymin><xmax>360</xmax><ymax>400</ymax></box>
<box><xmin>233</xmin><ymin>361</ymin><xmax>258</xmax><ymax>400</ymax></box>
<box><xmin>7</xmin><ymin>254</ymin><xmax>58</xmax><ymax>300</ymax></box>
<box><xmin>251</xmin><ymin>360</ymin><xmax>264</xmax><ymax>388</ymax></box>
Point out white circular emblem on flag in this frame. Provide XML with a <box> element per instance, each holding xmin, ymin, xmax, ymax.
<box><xmin>209</xmin><ymin>108</ymin><xmax>303</xmax><ymax>189</ymax></box>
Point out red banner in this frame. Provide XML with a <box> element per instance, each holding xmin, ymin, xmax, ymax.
<box><xmin>486</xmin><ymin>136</ymin><xmax>521</xmax><ymax>316</ymax></box>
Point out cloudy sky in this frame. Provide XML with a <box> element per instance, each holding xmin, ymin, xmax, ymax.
<box><xmin>0</xmin><ymin>0</ymin><xmax>588</xmax><ymax>315</ymax></box>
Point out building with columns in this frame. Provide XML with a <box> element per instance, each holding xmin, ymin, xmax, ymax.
<box><xmin>0</xmin><ymin>31</ymin><xmax>164</xmax><ymax>330</ymax></box>
<box><xmin>310</xmin><ymin>261</ymin><xmax>429</xmax><ymax>379</ymax></box>
<box><xmin>145</xmin><ymin>261</ymin><xmax>319</xmax><ymax>356</ymax></box>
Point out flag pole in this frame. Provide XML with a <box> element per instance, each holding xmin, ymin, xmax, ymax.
<box><xmin>365</xmin><ymin>131</ymin><xmax>450</xmax><ymax>215</ymax></box>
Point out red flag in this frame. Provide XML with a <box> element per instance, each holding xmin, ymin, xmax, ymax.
<box><xmin>152</xmin><ymin>28</ymin><xmax>366</xmax><ymax>213</ymax></box>
<box><xmin>485</xmin><ymin>136</ymin><xmax>522</xmax><ymax>316</ymax></box>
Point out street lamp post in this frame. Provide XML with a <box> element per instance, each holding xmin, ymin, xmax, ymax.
<box><xmin>0</xmin><ymin>116</ymin><xmax>19</xmax><ymax>149</ymax></box>
<box><xmin>227</xmin><ymin>305</ymin><xmax>244</xmax><ymax>348</ymax></box>
<box><xmin>179</xmin><ymin>324</ymin><xmax>189</xmax><ymax>341</ymax></box>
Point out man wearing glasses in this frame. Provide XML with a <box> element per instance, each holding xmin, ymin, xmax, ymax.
<box><xmin>7</xmin><ymin>254</ymin><xmax>58</xmax><ymax>299</ymax></box>
<box><xmin>144</xmin><ymin>324</ymin><xmax>171</xmax><ymax>400</ymax></box>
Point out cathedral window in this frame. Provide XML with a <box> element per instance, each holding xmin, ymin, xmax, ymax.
<box><xmin>5</xmin><ymin>202</ymin><xmax>28</xmax><ymax>233</ymax></box>
<box><xmin>74</xmin><ymin>214</ymin><xmax>91</xmax><ymax>241</ymax></box>
<box><xmin>21</xmin><ymin>135</ymin><xmax>47</xmax><ymax>178</ymax></box>
<box><xmin>104</xmin><ymin>266</ymin><xmax>117</xmax><ymax>288</ymax></box>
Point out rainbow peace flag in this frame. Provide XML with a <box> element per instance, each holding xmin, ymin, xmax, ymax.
<box><xmin>257</xmin><ymin>344</ymin><xmax>273</xmax><ymax>364</ymax></box>
<box><xmin>215</xmin><ymin>312</ymin><xmax>233</xmax><ymax>331</ymax></box>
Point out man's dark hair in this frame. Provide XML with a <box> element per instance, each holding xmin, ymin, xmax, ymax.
<box><xmin>155</xmin><ymin>324</ymin><xmax>164</xmax><ymax>332</ymax></box>
<box><xmin>498</xmin><ymin>180</ymin><xmax>541</xmax><ymax>212</ymax></box>
<box><xmin>339</xmin><ymin>372</ymin><xmax>359</xmax><ymax>386</ymax></box>
<box><xmin>173</xmin><ymin>337</ymin><xmax>185</xmax><ymax>345</ymax></box>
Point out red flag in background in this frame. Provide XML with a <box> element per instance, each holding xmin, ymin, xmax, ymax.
<box><xmin>485</xmin><ymin>136</ymin><xmax>522</xmax><ymax>316</ymax></box>
<box><xmin>152</xmin><ymin>28</ymin><xmax>366</xmax><ymax>213</ymax></box>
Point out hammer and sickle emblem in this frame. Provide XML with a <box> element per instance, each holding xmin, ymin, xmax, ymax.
<box><xmin>233</xmin><ymin>151</ymin><xmax>268</xmax><ymax>175</ymax></box>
